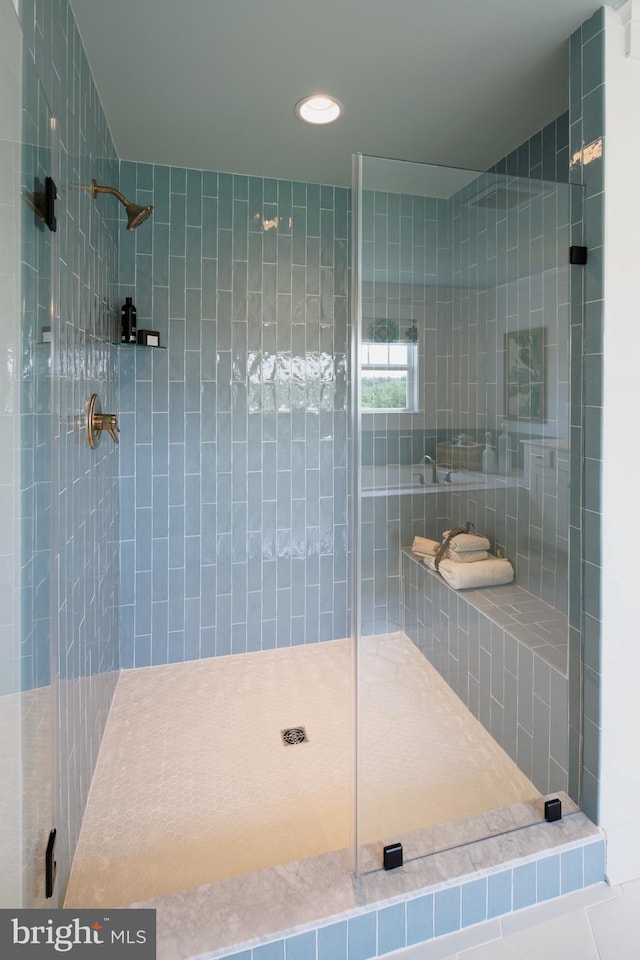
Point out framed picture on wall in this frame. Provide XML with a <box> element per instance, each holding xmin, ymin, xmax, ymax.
<box><xmin>504</xmin><ymin>327</ymin><xmax>545</xmax><ymax>422</ymax></box>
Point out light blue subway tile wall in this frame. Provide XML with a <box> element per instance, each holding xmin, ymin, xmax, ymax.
<box><xmin>19</xmin><ymin>68</ymin><xmax>54</xmax><ymax>697</ymax></box>
<box><xmin>119</xmin><ymin>165</ymin><xmax>350</xmax><ymax>665</ymax></box>
<box><xmin>359</xmin><ymin>187</ymin><xmax>454</xmax><ymax>636</ymax></box>
<box><xmin>449</xmin><ymin>117</ymin><xmax>575</xmax><ymax>614</ymax></box>
<box><xmin>18</xmin><ymin>0</ymin><xmax>121</xmax><ymax>901</ymax></box>
<box><xmin>403</xmin><ymin>553</ymin><xmax>569</xmax><ymax>796</ymax></box>
<box><xmin>568</xmin><ymin>6</ymin><xmax>604</xmax><ymax>824</ymax></box>
<box><xmin>360</xmin><ymin>122</ymin><xmax>576</xmax><ymax>640</ymax></box>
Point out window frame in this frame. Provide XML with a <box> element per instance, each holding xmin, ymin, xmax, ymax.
<box><xmin>360</xmin><ymin>339</ymin><xmax>419</xmax><ymax>414</ymax></box>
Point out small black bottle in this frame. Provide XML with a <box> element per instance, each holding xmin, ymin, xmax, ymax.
<box><xmin>121</xmin><ymin>297</ymin><xmax>137</xmax><ymax>344</ymax></box>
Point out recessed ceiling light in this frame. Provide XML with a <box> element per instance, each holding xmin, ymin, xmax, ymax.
<box><xmin>294</xmin><ymin>94</ymin><xmax>344</xmax><ymax>125</ymax></box>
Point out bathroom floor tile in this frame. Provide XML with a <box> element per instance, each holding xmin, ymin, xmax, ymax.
<box><xmin>587</xmin><ymin>876</ymin><xmax>640</xmax><ymax>960</ymax></box>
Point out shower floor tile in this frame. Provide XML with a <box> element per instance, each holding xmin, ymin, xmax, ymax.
<box><xmin>65</xmin><ymin>634</ymin><xmax>538</xmax><ymax>908</ymax></box>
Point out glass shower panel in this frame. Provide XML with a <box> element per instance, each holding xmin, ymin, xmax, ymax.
<box><xmin>0</xmin><ymin>2</ymin><xmax>57</xmax><ymax>905</ymax></box>
<box><xmin>20</xmin><ymin>72</ymin><xmax>57</xmax><ymax>906</ymax></box>
<box><xmin>353</xmin><ymin>154</ymin><xmax>583</xmax><ymax>874</ymax></box>
<box><xmin>0</xmin><ymin>0</ymin><xmax>25</xmax><ymax>905</ymax></box>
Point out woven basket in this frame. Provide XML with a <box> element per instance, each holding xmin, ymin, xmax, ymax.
<box><xmin>436</xmin><ymin>442</ymin><xmax>484</xmax><ymax>471</ymax></box>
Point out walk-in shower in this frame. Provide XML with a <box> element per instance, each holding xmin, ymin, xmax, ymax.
<box><xmin>60</xmin><ymin>152</ymin><xmax>589</xmax><ymax>913</ymax></box>
<box><xmin>4</xmin><ymin>18</ymin><xmax>593</xmax><ymax>930</ymax></box>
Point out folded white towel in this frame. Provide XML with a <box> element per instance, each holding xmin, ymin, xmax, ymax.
<box><xmin>424</xmin><ymin>555</ymin><xmax>514</xmax><ymax>589</ymax></box>
<box><xmin>444</xmin><ymin>548</ymin><xmax>490</xmax><ymax>563</ymax></box>
<box><xmin>443</xmin><ymin>531</ymin><xmax>491</xmax><ymax>553</ymax></box>
<box><xmin>412</xmin><ymin>536</ymin><xmax>440</xmax><ymax>557</ymax></box>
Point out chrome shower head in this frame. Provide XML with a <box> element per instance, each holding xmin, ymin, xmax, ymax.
<box><xmin>91</xmin><ymin>179</ymin><xmax>153</xmax><ymax>231</ymax></box>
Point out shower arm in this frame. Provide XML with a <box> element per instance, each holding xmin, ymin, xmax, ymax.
<box><xmin>91</xmin><ymin>179</ymin><xmax>129</xmax><ymax>205</ymax></box>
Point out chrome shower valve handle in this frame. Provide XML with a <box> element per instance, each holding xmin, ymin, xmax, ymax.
<box><xmin>85</xmin><ymin>394</ymin><xmax>120</xmax><ymax>448</ymax></box>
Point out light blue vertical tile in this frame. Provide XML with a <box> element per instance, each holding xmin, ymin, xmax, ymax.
<box><xmin>135</xmin><ymin>635</ymin><xmax>151</xmax><ymax>670</ymax></box>
<box><xmin>186</xmin><ymin>226</ymin><xmax>202</xmax><ymax>289</ymax></box>
<box><xmin>134</xmin><ymin>571</ymin><xmax>152</xmax><ymax>645</ymax></box>
<box><xmin>377</xmin><ymin>904</ymin><xmax>406</xmax><ymax>954</ymax></box>
<box><xmin>135</xmin><ymin>507</ymin><xmax>152</xmax><ymax>572</ymax></box>
<box><xmin>135</xmin><ymin>444</ymin><xmax>152</xmax><ymax>509</ymax></box>
<box><xmin>347</xmin><ymin>913</ymin><xmax>376</xmax><ymax>960</ymax></box>
<box><xmin>583</xmin><ymin>841</ymin><xmax>605</xmax><ymax>885</ymax></box>
<box><xmin>168</xmin><ymin>630</ymin><xmax>185</xmax><ymax>663</ymax></box>
<box><xmin>203</xmin><ymin>195</ymin><xmax>218</xmax><ymax>259</ymax></box>
<box><xmin>185</xmin><ymin>536</ymin><xmax>201</xmax><ymax>599</ymax></box>
<box><xmin>152</xmin><ymin>536</ymin><xmax>169</xmax><ymax>601</ymax></box>
<box><xmin>185</xmin><ymin>597</ymin><xmax>200</xmax><ymax>659</ymax></box>
<box><xmin>169</xmin><ymin>256</ymin><xmax>186</xmax><ymax>318</ymax></box>
<box><xmin>203</xmin><ymin>171</ymin><xmax>218</xmax><ymax>197</ymax></box>
<box><xmin>434</xmin><ymin>887</ymin><xmax>461</xmax><ymax>937</ymax></box>
<box><xmin>254</xmin><ymin>944</ymin><xmax>284</xmax><ymax>960</ymax></box>
<box><xmin>513</xmin><ymin>863</ymin><xmax>537</xmax><ymax>909</ymax></box>
<box><xmin>186</xmin><ymin>168</ymin><xmax>202</xmax><ymax>225</ymax></box>
<box><xmin>561</xmin><ymin>848</ymin><xmax>584</xmax><ymax>894</ymax></box>
<box><xmin>170</xmin><ymin>167</ymin><xmax>186</xmax><ymax>193</ymax></box>
<box><xmin>318</xmin><ymin>922</ymin><xmax>347</xmax><ymax>960</ymax></box>
<box><xmin>169</xmin><ymin>190</ymin><xmax>186</xmax><ymax>256</ymax></box>
<box><xmin>461</xmin><ymin>878</ymin><xmax>487</xmax><ymax>927</ymax></box>
<box><xmin>119</xmin><ymin>541</ymin><xmax>135</xmax><ymax>605</ymax></box>
<box><xmin>154</xmin><ymin>165</ymin><xmax>170</xmax><ymax>222</ymax></box>
<box><xmin>488</xmin><ymin>870</ymin><xmax>512</xmax><ymax>918</ymax></box>
<box><xmin>537</xmin><ymin>855</ymin><xmax>561</xmax><ymax>902</ymax></box>
<box><xmin>285</xmin><ymin>931</ymin><xmax>315</xmax><ymax>960</ymax></box>
<box><xmin>151</xmin><ymin>603</ymin><xmax>168</xmax><ymax>665</ymax></box>
<box><xmin>185</xmin><ymin>474</ymin><xmax>201</xmax><ymax>538</ymax></box>
<box><xmin>137</xmin><ymin>163</ymin><xmax>153</xmax><ymax>191</ymax></box>
<box><xmin>218</xmin><ymin>172</ymin><xmax>233</xmax><ymax>228</ymax></box>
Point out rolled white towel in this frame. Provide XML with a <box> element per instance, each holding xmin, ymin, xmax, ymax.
<box><xmin>424</xmin><ymin>554</ymin><xmax>514</xmax><ymax>589</ymax></box>
<box><xmin>443</xmin><ymin>531</ymin><xmax>491</xmax><ymax>553</ymax></box>
<box><xmin>412</xmin><ymin>536</ymin><xmax>440</xmax><ymax>557</ymax></box>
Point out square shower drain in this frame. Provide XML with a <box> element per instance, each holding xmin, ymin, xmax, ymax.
<box><xmin>281</xmin><ymin>726</ymin><xmax>309</xmax><ymax>746</ymax></box>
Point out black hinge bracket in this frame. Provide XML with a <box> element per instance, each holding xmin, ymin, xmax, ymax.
<box><xmin>383</xmin><ymin>841</ymin><xmax>403</xmax><ymax>870</ymax></box>
<box><xmin>45</xmin><ymin>828</ymin><xmax>57</xmax><ymax>898</ymax></box>
<box><xmin>44</xmin><ymin>176</ymin><xmax>57</xmax><ymax>232</ymax></box>
<box><xmin>569</xmin><ymin>245</ymin><xmax>587</xmax><ymax>265</ymax></box>
<box><xmin>544</xmin><ymin>798</ymin><xmax>562</xmax><ymax>822</ymax></box>
<box><xmin>30</xmin><ymin>176</ymin><xmax>57</xmax><ymax>232</ymax></box>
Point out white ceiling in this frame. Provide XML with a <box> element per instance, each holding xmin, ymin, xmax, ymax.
<box><xmin>69</xmin><ymin>0</ymin><xmax>602</xmax><ymax>188</ymax></box>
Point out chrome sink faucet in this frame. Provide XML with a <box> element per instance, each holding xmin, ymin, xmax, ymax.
<box><xmin>423</xmin><ymin>454</ymin><xmax>438</xmax><ymax>484</ymax></box>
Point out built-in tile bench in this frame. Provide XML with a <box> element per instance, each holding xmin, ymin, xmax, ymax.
<box><xmin>402</xmin><ymin>548</ymin><xmax>569</xmax><ymax>797</ymax></box>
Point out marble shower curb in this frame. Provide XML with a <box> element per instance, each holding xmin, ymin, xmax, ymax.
<box><xmin>131</xmin><ymin>806</ymin><xmax>605</xmax><ymax>960</ymax></box>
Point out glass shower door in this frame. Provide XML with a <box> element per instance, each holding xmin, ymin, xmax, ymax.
<box><xmin>352</xmin><ymin>153</ymin><xmax>584</xmax><ymax>874</ymax></box>
<box><xmin>0</xmin><ymin>0</ymin><xmax>58</xmax><ymax>904</ymax></box>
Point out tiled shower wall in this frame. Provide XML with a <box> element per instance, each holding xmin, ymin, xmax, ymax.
<box><xmin>403</xmin><ymin>555</ymin><xmax>569</xmax><ymax>795</ymax></box>
<box><xmin>361</xmin><ymin>115</ymin><xmax>575</xmax><ymax>636</ymax></box>
<box><xmin>448</xmin><ymin>118</ymin><xmax>576</xmax><ymax>613</ymax></box>
<box><xmin>359</xmin><ymin>187</ymin><xmax>454</xmax><ymax>635</ymax></box>
<box><xmin>118</xmin><ymin>165</ymin><xmax>350</xmax><ymax>666</ymax></box>
<box><xmin>17</xmin><ymin>0</ymin><xmax>121</xmax><ymax>902</ymax></box>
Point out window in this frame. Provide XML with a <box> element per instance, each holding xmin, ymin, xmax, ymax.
<box><xmin>361</xmin><ymin>340</ymin><xmax>419</xmax><ymax>412</ymax></box>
